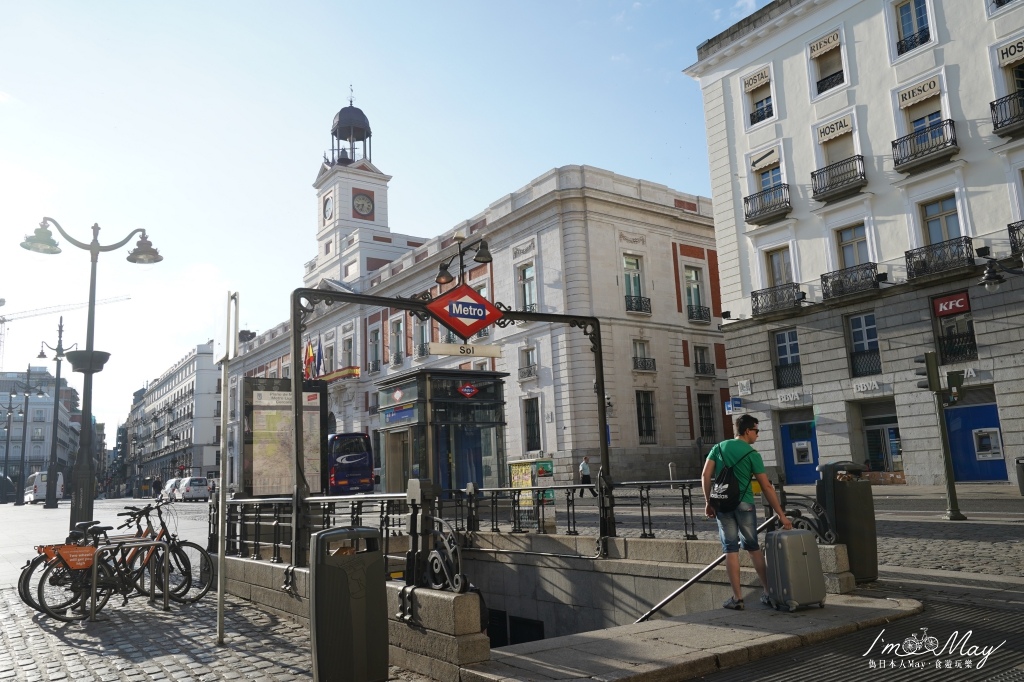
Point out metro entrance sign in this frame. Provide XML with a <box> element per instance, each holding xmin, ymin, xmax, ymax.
<box><xmin>426</xmin><ymin>283</ymin><xmax>503</xmax><ymax>339</ymax></box>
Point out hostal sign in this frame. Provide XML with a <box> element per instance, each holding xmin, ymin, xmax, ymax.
<box><xmin>426</xmin><ymin>283</ymin><xmax>504</xmax><ymax>339</ymax></box>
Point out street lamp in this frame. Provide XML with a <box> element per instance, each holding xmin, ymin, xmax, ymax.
<box><xmin>975</xmin><ymin>246</ymin><xmax>1024</xmax><ymax>292</ymax></box>
<box><xmin>0</xmin><ymin>397</ymin><xmax>23</xmax><ymax>504</ymax></box>
<box><xmin>38</xmin><ymin>317</ymin><xmax>76</xmax><ymax>509</ymax></box>
<box><xmin>434</xmin><ymin>233</ymin><xmax>492</xmax><ymax>285</ymax></box>
<box><xmin>10</xmin><ymin>366</ymin><xmax>48</xmax><ymax>507</ymax></box>
<box><xmin>21</xmin><ymin>217</ymin><xmax>162</xmax><ymax>528</ymax></box>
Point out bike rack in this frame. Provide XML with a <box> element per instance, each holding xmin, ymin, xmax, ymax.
<box><xmin>89</xmin><ymin>539</ymin><xmax>170</xmax><ymax>621</ymax></box>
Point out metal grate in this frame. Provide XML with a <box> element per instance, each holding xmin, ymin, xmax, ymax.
<box><xmin>896</xmin><ymin>26</ymin><xmax>930</xmax><ymax>55</ymax></box>
<box><xmin>688</xmin><ymin>305</ymin><xmax>711</xmax><ymax>322</ymax></box>
<box><xmin>625</xmin><ymin>296</ymin><xmax>652</xmax><ymax>314</ymax></box>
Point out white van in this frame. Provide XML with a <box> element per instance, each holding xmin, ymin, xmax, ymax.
<box><xmin>160</xmin><ymin>478</ymin><xmax>181</xmax><ymax>502</ymax></box>
<box><xmin>175</xmin><ymin>477</ymin><xmax>210</xmax><ymax>502</ymax></box>
<box><xmin>24</xmin><ymin>471</ymin><xmax>64</xmax><ymax>504</ymax></box>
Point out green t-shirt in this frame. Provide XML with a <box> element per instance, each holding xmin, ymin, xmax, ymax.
<box><xmin>707</xmin><ymin>439</ymin><xmax>766</xmax><ymax>505</ymax></box>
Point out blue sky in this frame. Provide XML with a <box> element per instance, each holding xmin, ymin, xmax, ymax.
<box><xmin>0</xmin><ymin>0</ymin><xmax>767</xmax><ymax>430</ymax></box>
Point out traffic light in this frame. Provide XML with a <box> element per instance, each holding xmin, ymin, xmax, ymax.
<box><xmin>914</xmin><ymin>352</ymin><xmax>940</xmax><ymax>391</ymax></box>
<box><xmin>945</xmin><ymin>370</ymin><xmax>965</xmax><ymax>404</ymax></box>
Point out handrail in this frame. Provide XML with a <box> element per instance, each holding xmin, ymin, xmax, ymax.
<box><xmin>90</xmin><ymin>538</ymin><xmax>170</xmax><ymax>621</ymax></box>
<box><xmin>635</xmin><ymin>515</ymin><xmax>778</xmax><ymax>623</ymax></box>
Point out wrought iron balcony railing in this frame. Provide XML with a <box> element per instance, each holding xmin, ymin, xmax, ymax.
<box><xmin>752</xmin><ymin>282</ymin><xmax>803</xmax><ymax>316</ymax></box>
<box><xmin>816</xmin><ymin>70</ymin><xmax>845</xmax><ymax>95</ymax></box>
<box><xmin>474</xmin><ymin>327</ymin><xmax>489</xmax><ymax>339</ymax></box>
<box><xmin>625</xmin><ymin>296</ymin><xmax>652</xmax><ymax>314</ymax></box>
<box><xmin>415</xmin><ymin>342</ymin><xmax>430</xmax><ymax>358</ymax></box>
<box><xmin>892</xmin><ymin>119</ymin><xmax>958</xmax><ymax>173</ymax></box>
<box><xmin>821</xmin><ymin>262</ymin><xmax>879</xmax><ymax>299</ymax></box>
<box><xmin>519</xmin><ymin>303</ymin><xmax>538</xmax><ymax>313</ymax></box>
<box><xmin>518</xmin><ymin>365</ymin><xmax>538</xmax><ymax>380</ymax></box>
<box><xmin>991</xmin><ymin>90</ymin><xmax>1024</xmax><ymax>138</ymax></box>
<box><xmin>390</xmin><ymin>351</ymin><xmax>404</xmax><ymax>366</ymax></box>
<box><xmin>850</xmin><ymin>349</ymin><xmax>882</xmax><ymax>377</ymax></box>
<box><xmin>367</xmin><ymin>359</ymin><xmax>381</xmax><ymax>374</ymax></box>
<box><xmin>687</xmin><ymin>305</ymin><xmax>711</xmax><ymax>323</ymax></box>
<box><xmin>749</xmin><ymin>103</ymin><xmax>773</xmax><ymax>126</ymax></box>
<box><xmin>896</xmin><ymin>26</ymin><xmax>930</xmax><ymax>55</ymax></box>
<box><xmin>633</xmin><ymin>357</ymin><xmax>657</xmax><ymax>372</ymax></box>
<box><xmin>1010</xmin><ymin>220</ymin><xmax>1024</xmax><ymax>255</ymax></box>
<box><xmin>939</xmin><ymin>333</ymin><xmax>978</xmax><ymax>364</ymax></box>
<box><xmin>811</xmin><ymin>155</ymin><xmax>867</xmax><ymax>203</ymax></box>
<box><xmin>775</xmin><ymin>362</ymin><xmax>803</xmax><ymax>388</ymax></box>
<box><xmin>993</xmin><ymin>0</ymin><xmax>1018</xmax><ymax>9</ymax></box>
<box><xmin>443</xmin><ymin>332</ymin><xmax>459</xmax><ymax>344</ymax></box>
<box><xmin>905</xmin><ymin>236</ymin><xmax>974</xmax><ymax>280</ymax></box>
<box><xmin>639</xmin><ymin>431</ymin><xmax>657</xmax><ymax>445</ymax></box>
<box><xmin>744</xmin><ymin>184</ymin><xmax>791</xmax><ymax>225</ymax></box>
<box><xmin>694</xmin><ymin>362</ymin><xmax>716</xmax><ymax>376</ymax></box>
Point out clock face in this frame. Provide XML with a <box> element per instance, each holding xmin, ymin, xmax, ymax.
<box><xmin>353</xmin><ymin>193</ymin><xmax>374</xmax><ymax>216</ymax></box>
<box><xmin>323</xmin><ymin>196</ymin><xmax>333</xmax><ymax>220</ymax></box>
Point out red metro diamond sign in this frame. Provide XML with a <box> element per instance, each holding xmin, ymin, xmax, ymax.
<box><xmin>426</xmin><ymin>283</ymin><xmax>503</xmax><ymax>339</ymax></box>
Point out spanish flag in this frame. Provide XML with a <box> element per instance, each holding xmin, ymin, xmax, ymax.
<box><xmin>303</xmin><ymin>340</ymin><xmax>316</xmax><ymax>379</ymax></box>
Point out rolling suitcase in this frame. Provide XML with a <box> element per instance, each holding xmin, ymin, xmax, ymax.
<box><xmin>764</xmin><ymin>529</ymin><xmax>827</xmax><ymax>612</ymax></box>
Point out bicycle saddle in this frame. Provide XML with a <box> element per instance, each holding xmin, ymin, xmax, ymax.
<box><xmin>66</xmin><ymin>530</ymin><xmax>85</xmax><ymax>541</ymax></box>
<box><xmin>74</xmin><ymin>520</ymin><xmax>101</xmax><ymax>531</ymax></box>
<box><xmin>87</xmin><ymin>525</ymin><xmax>114</xmax><ymax>536</ymax></box>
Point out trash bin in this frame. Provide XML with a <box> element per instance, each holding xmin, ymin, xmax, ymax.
<box><xmin>310</xmin><ymin>526</ymin><xmax>388</xmax><ymax>682</ymax></box>
<box><xmin>816</xmin><ymin>461</ymin><xmax>877</xmax><ymax>583</ymax></box>
<box><xmin>1016</xmin><ymin>457</ymin><xmax>1024</xmax><ymax>496</ymax></box>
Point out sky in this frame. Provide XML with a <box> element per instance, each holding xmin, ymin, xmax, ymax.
<box><xmin>0</xmin><ymin>0</ymin><xmax>767</xmax><ymax>433</ymax></box>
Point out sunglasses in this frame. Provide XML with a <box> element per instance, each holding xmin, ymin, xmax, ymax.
<box><xmin>750</xmin><ymin>428</ymin><xmax>760</xmax><ymax>433</ymax></box>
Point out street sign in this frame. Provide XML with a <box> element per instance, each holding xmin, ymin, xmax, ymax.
<box><xmin>426</xmin><ymin>283</ymin><xmax>503</xmax><ymax>339</ymax></box>
<box><xmin>427</xmin><ymin>342</ymin><xmax>502</xmax><ymax>358</ymax></box>
<box><xmin>458</xmin><ymin>382</ymin><xmax>479</xmax><ymax>398</ymax></box>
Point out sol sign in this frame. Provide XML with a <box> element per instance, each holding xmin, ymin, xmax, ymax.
<box><xmin>933</xmin><ymin>291</ymin><xmax>970</xmax><ymax>317</ymax></box>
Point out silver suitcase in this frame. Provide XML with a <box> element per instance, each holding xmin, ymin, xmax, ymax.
<box><xmin>764</xmin><ymin>529</ymin><xmax>827</xmax><ymax>612</ymax></box>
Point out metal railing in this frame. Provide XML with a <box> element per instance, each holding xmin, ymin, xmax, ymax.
<box><xmin>821</xmin><ymin>262</ymin><xmax>879</xmax><ymax>299</ymax></box>
<box><xmin>775</xmin><ymin>362</ymin><xmax>803</xmax><ymax>388</ymax></box>
<box><xmin>519</xmin><ymin>303</ymin><xmax>538</xmax><ymax>313</ymax></box>
<box><xmin>892</xmin><ymin>119</ymin><xmax>957</xmax><ymax>170</ymax></box>
<box><xmin>366</xmin><ymin>359</ymin><xmax>381</xmax><ymax>374</ymax></box>
<box><xmin>743</xmin><ymin>184</ymin><xmax>791</xmax><ymax>223</ymax></box>
<box><xmin>850</xmin><ymin>349</ymin><xmax>882</xmax><ymax>377</ymax></box>
<box><xmin>905</xmin><ymin>236</ymin><xmax>974</xmax><ymax>279</ymax></box>
<box><xmin>415</xmin><ymin>342</ymin><xmax>430</xmax><ymax>358</ymax></box>
<box><xmin>994</xmin><ymin>0</ymin><xmax>1018</xmax><ymax>7</ymax></box>
<box><xmin>474</xmin><ymin>327</ymin><xmax>489</xmax><ymax>339</ymax></box>
<box><xmin>811</xmin><ymin>155</ymin><xmax>866</xmax><ymax>201</ymax></box>
<box><xmin>991</xmin><ymin>91</ymin><xmax>1024</xmax><ymax>135</ymax></box>
<box><xmin>752</xmin><ymin>282</ymin><xmax>802</xmax><ymax>316</ymax></box>
<box><xmin>749</xmin><ymin>103</ymin><xmax>773</xmax><ymax>126</ymax></box>
<box><xmin>633</xmin><ymin>356</ymin><xmax>656</xmax><ymax>372</ymax></box>
<box><xmin>625</xmin><ymin>296</ymin><xmax>652</xmax><ymax>314</ymax></box>
<box><xmin>687</xmin><ymin>305</ymin><xmax>711</xmax><ymax>322</ymax></box>
<box><xmin>816</xmin><ymin>70</ymin><xmax>844</xmax><ymax>94</ymax></box>
<box><xmin>694</xmin><ymin>362</ymin><xmax>716</xmax><ymax>376</ymax></box>
<box><xmin>1010</xmin><ymin>220</ymin><xmax>1024</xmax><ymax>255</ymax></box>
<box><xmin>896</xmin><ymin>26</ymin><xmax>930</xmax><ymax>55</ymax></box>
<box><xmin>518</xmin><ymin>364</ymin><xmax>538</xmax><ymax>380</ymax></box>
<box><xmin>390</xmin><ymin>350</ymin><xmax>404</xmax><ymax>366</ymax></box>
<box><xmin>939</xmin><ymin>333</ymin><xmax>978</xmax><ymax>364</ymax></box>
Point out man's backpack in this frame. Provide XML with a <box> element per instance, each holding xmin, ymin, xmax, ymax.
<box><xmin>708</xmin><ymin>446</ymin><xmax>753</xmax><ymax>513</ymax></box>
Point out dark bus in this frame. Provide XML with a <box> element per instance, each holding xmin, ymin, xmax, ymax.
<box><xmin>327</xmin><ymin>433</ymin><xmax>376</xmax><ymax>495</ymax></box>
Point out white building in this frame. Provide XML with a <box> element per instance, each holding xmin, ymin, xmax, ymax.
<box><xmin>224</xmin><ymin>103</ymin><xmax>727</xmax><ymax>493</ymax></box>
<box><xmin>685</xmin><ymin>0</ymin><xmax>1024</xmax><ymax>485</ymax></box>
<box><xmin>0</xmin><ymin>367</ymin><xmax>79</xmax><ymax>489</ymax></box>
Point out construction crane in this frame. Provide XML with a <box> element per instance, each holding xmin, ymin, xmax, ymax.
<box><xmin>0</xmin><ymin>297</ymin><xmax>131</xmax><ymax>370</ymax></box>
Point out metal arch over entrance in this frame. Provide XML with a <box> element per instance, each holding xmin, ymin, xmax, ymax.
<box><xmin>288</xmin><ymin>286</ymin><xmax>615</xmax><ymax>564</ymax></box>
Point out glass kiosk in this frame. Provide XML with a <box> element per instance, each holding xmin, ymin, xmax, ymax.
<box><xmin>375</xmin><ymin>369</ymin><xmax>508</xmax><ymax>495</ymax></box>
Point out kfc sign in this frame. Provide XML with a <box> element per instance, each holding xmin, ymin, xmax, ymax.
<box><xmin>933</xmin><ymin>291</ymin><xmax>971</xmax><ymax>317</ymax></box>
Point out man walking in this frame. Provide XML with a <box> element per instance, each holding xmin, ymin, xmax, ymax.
<box><xmin>578</xmin><ymin>456</ymin><xmax>598</xmax><ymax>497</ymax></box>
<box><xmin>701</xmin><ymin>414</ymin><xmax>792</xmax><ymax>610</ymax></box>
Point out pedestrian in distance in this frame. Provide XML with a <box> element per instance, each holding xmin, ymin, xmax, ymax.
<box><xmin>152</xmin><ymin>478</ymin><xmax>162</xmax><ymax>500</ymax></box>
<box><xmin>701</xmin><ymin>414</ymin><xmax>792</xmax><ymax>611</ymax></box>
<box><xmin>578</xmin><ymin>456</ymin><xmax>598</xmax><ymax>497</ymax></box>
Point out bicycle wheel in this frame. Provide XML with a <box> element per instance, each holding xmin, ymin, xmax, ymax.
<box><xmin>18</xmin><ymin>554</ymin><xmax>47</xmax><ymax>612</ymax></box>
<box><xmin>166</xmin><ymin>541</ymin><xmax>213</xmax><ymax>604</ymax></box>
<box><xmin>129</xmin><ymin>544</ymin><xmax>168</xmax><ymax>599</ymax></box>
<box><xmin>37</xmin><ymin>560</ymin><xmax>112</xmax><ymax>622</ymax></box>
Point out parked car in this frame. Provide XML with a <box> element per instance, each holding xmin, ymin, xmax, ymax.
<box><xmin>160</xmin><ymin>478</ymin><xmax>181</xmax><ymax>502</ymax></box>
<box><xmin>174</xmin><ymin>476</ymin><xmax>210</xmax><ymax>502</ymax></box>
<box><xmin>24</xmin><ymin>471</ymin><xmax>64</xmax><ymax>504</ymax></box>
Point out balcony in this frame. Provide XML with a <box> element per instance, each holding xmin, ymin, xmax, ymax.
<box><xmin>994</xmin><ymin>0</ymin><xmax>1019</xmax><ymax>6</ymax></box>
<box><xmin>811</xmin><ymin>155</ymin><xmax>867</xmax><ymax>203</ymax></box>
<box><xmin>816</xmin><ymin>70</ymin><xmax>845</xmax><ymax>95</ymax></box>
<box><xmin>474</xmin><ymin>327</ymin><xmax>489</xmax><ymax>340</ymax></box>
<box><xmin>939</xmin><ymin>332</ymin><xmax>978</xmax><ymax>364</ymax></box>
<box><xmin>896</xmin><ymin>26</ymin><xmax>929</xmax><ymax>56</ymax></box>
<box><xmin>390</xmin><ymin>351</ymin><xmax>404</xmax><ymax>367</ymax></box>
<box><xmin>515</xmin><ymin>303</ymin><xmax>538</xmax><ymax>326</ymax></box>
<box><xmin>367</xmin><ymin>360</ymin><xmax>381</xmax><ymax>375</ymax></box>
<box><xmin>687</xmin><ymin>305</ymin><xmax>711</xmax><ymax>323</ymax></box>
<box><xmin>633</xmin><ymin>357</ymin><xmax>657</xmax><ymax>372</ymax></box>
<box><xmin>749</xmin><ymin>103</ymin><xmax>773</xmax><ymax>126</ymax></box>
<box><xmin>991</xmin><ymin>91</ymin><xmax>1024</xmax><ymax>138</ymax></box>
<box><xmin>625</xmin><ymin>296</ymin><xmax>652</xmax><ymax>314</ymax></box>
<box><xmin>905</xmin><ymin>236</ymin><xmax>974</xmax><ymax>280</ymax></box>
<box><xmin>821</xmin><ymin>262</ymin><xmax>880</xmax><ymax>300</ymax></box>
<box><xmin>518</xmin><ymin>365</ymin><xmax>538</xmax><ymax>381</ymax></box>
<box><xmin>415</xmin><ymin>342</ymin><xmax>430</xmax><ymax>359</ymax></box>
<box><xmin>694</xmin><ymin>362</ymin><xmax>716</xmax><ymax>377</ymax></box>
<box><xmin>752</xmin><ymin>282</ymin><xmax>804</xmax><ymax>316</ymax></box>
<box><xmin>850</xmin><ymin>349</ymin><xmax>882</xmax><ymax>377</ymax></box>
<box><xmin>775</xmin><ymin>362</ymin><xmax>803</xmax><ymax>389</ymax></box>
<box><xmin>1010</xmin><ymin>220</ymin><xmax>1024</xmax><ymax>255</ymax></box>
<box><xmin>744</xmin><ymin>184</ymin><xmax>791</xmax><ymax>225</ymax></box>
<box><xmin>892</xmin><ymin>119</ymin><xmax>958</xmax><ymax>174</ymax></box>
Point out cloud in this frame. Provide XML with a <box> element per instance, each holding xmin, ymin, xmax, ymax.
<box><xmin>731</xmin><ymin>0</ymin><xmax>758</xmax><ymax>19</ymax></box>
<box><xmin>610</xmin><ymin>53</ymin><xmax>630</xmax><ymax>63</ymax></box>
<box><xmin>712</xmin><ymin>9</ymin><xmax>722</xmax><ymax>21</ymax></box>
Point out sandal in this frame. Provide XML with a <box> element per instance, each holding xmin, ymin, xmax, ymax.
<box><xmin>723</xmin><ymin>597</ymin><xmax>745</xmax><ymax>610</ymax></box>
<box><xmin>760</xmin><ymin>593</ymin><xmax>773</xmax><ymax>607</ymax></box>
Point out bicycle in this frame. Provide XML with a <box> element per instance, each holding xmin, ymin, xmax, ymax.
<box><xmin>129</xmin><ymin>500</ymin><xmax>213</xmax><ymax>605</ymax></box>
<box><xmin>19</xmin><ymin>520</ymin><xmax>104</xmax><ymax>613</ymax></box>
<box><xmin>902</xmin><ymin>627</ymin><xmax>940</xmax><ymax>654</ymax></box>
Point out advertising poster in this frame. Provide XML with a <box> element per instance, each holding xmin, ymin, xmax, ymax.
<box><xmin>253</xmin><ymin>389</ymin><xmax>292</xmax><ymax>496</ymax></box>
<box><xmin>535</xmin><ymin>459</ymin><xmax>555</xmax><ymax>504</ymax></box>
<box><xmin>509</xmin><ymin>461</ymin><xmax>534</xmax><ymax>508</ymax></box>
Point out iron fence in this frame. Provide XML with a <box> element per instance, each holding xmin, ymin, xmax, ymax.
<box><xmin>775</xmin><ymin>362</ymin><xmax>803</xmax><ymax>388</ymax></box>
<box><xmin>816</xmin><ymin>70</ymin><xmax>845</xmax><ymax>95</ymax></box>
<box><xmin>821</xmin><ymin>261</ymin><xmax>879</xmax><ymax>299</ymax></box>
<box><xmin>518</xmin><ymin>364</ymin><xmax>538</xmax><ymax>380</ymax></box>
<box><xmin>390</xmin><ymin>350</ymin><xmax>404</xmax><ymax>366</ymax></box>
<box><xmin>752</xmin><ymin>282</ymin><xmax>802</xmax><ymax>316</ymax></box>
<box><xmin>749</xmin><ymin>103</ymin><xmax>773</xmax><ymax>126</ymax></box>
<box><xmin>811</xmin><ymin>155</ymin><xmax>866</xmax><ymax>201</ymax></box>
<box><xmin>694</xmin><ymin>362</ymin><xmax>716</xmax><ymax>376</ymax></box>
<box><xmin>896</xmin><ymin>26</ymin><xmax>930</xmax><ymax>55</ymax></box>
<box><xmin>633</xmin><ymin>357</ymin><xmax>657</xmax><ymax>372</ymax></box>
<box><xmin>991</xmin><ymin>90</ymin><xmax>1024</xmax><ymax>135</ymax></box>
<box><xmin>415</xmin><ymin>342</ymin><xmax>430</xmax><ymax>358</ymax></box>
<box><xmin>850</xmin><ymin>349</ymin><xmax>882</xmax><ymax>377</ymax></box>
<box><xmin>939</xmin><ymin>332</ymin><xmax>978</xmax><ymax>364</ymax></box>
<box><xmin>905</xmin><ymin>236</ymin><xmax>974</xmax><ymax>279</ymax></box>
<box><xmin>367</xmin><ymin>359</ymin><xmax>381</xmax><ymax>374</ymax></box>
<box><xmin>743</xmin><ymin>184</ymin><xmax>791</xmax><ymax>223</ymax></box>
<box><xmin>625</xmin><ymin>296</ymin><xmax>652</xmax><ymax>314</ymax></box>
<box><xmin>687</xmin><ymin>305</ymin><xmax>711</xmax><ymax>322</ymax></box>
<box><xmin>892</xmin><ymin>119</ymin><xmax>957</xmax><ymax>170</ymax></box>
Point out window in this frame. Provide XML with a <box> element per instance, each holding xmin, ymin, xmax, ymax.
<box><xmin>632</xmin><ymin>339</ymin><xmax>655</xmax><ymax>371</ymax></box>
<box><xmin>934</xmin><ymin>292</ymin><xmax>977</xmax><ymax>363</ymax></box>
<box><xmin>324</xmin><ymin>344</ymin><xmax>335</xmax><ymax>373</ymax></box>
<box><xmin>518</xmin><ymin>264</ymin><xmax>537</xmax><ymax>312</ymax></box>
<box><xmin>369</xmin><ymin>329</ymin><xmax>381</xmax><ymax>363</ymax></box>
<box><xmin>685</xmin><ymin>267</ymin><xmax>703</xmax><ymax>308</ymax></box>
<box><xmin>390</xmin><ymin>319</ymin><xmax>404</xmax><ymax>365</ymax></box>
<box><xmin>624</xmin><ymin>256</ymin><xmax>643</xmax><ymax>297</ymax></box>
<box><xmin>849</xmin><ymin>314</ymin><xmax>879</xmax><ymax>353</ymax></box>
<box><xmin>324</xmin><ymin>241</ymin><xmax>331</xmax><ymax>255</ymax></box>
<box><xmin>694</xmin><ymin>346</ymin><xmax>710</xmax><ymax>366</ymax></box>
<box><xmin>34</xmin><ymin>409</ymin><xmax>45</xmax><ymax>422</ymax></box>
<box><xmin>822</xmin><ymin>130</ymin><xmax>855</xmax><ymax>167</ymax></box>
<box><xmin>342</xmin><ymin>337</ymin><xmax>353</xmax><ymax>368</ymax></box>
<box><xmin>519</xmin><ymin>347</ymin><xmax>538</xmax><ymax>380</ymax></box>
<box><xmin>760</xmin><ymin>166</ymin><xmax>782</xmax><ymax>192</ymax></box>
<box><xmin>523</xmin><ymin>398</ymin><xmax>541</xmax><ymax>452</ymax></box>
<box><xmin>895</xmin><ymin>0</ymin><xmax>929</xmax><ymax>55</ymax></box>
<box><xmin>837</xmin><ymin>225</ymin><xmax>869</xmax><ymax>268</ymax></box>
<box><xmin>775</xmin><ymin>329</ymin><xmax>800</xmax><ymax>365</ymax></box>
<box><xmin>32</xmin><ymin>427</ymin><xmax>44</xmax><ymax>440</ymax></box>
<box><xmin>636</xmin><ymin>391</ymin><xmax>656</xmax><ymax>444</ymax></box>
<box><xmin>414</xmin><ymin>321</ymin><xmax>429</xmax><ymax>356</ymax></box>
<box><xmin>633</xmin><ymin>339</ymin><xmax>650</xmax><ymax>358</ymax></box>
<box><xmin>922</xmin><ymin>196</ymin><xmax>960</xmax><ymax>244</ymax></box>
<box><xmin>766</xmin><ymin>247</ymin><xmax>793</xmax><ymax>286</ymax></box>
<box><xmin>474</xmin><ymin>282</ymin><xmax>489</xmax><ymax>301</ymax></box>
<box><xmin>811</xmin><ymin>32</ymin><xmax>844</xmax><ymax>95</ymax></box>
<box><xmin>697</xmin><ymin>394</ymin><xmax>716</xmax><ymax>440</ymax></box>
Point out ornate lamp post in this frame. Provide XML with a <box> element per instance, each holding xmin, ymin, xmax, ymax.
<box><xmin>10</xmin><ymin>366</ymin><xmax>48</xmax><ymax>506</ymax></box>
<box><xmin>21</xmin><ymin>217</ymin><xmax>162</xmax><ymax>528</ymax></box>
<box><xmin>434</xmin><ymin>233</ymin><xmax>492</xmax><ymax>286</ymax></box>
<box><xmin>38</xmin><ymin>317</ymin><xmax>76</xmax><ymax>509</ymax></box>
<box><xmin>0</xmin><ymin>397</ymin><xmax>22</xmax><ymax>504</ymax></box>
